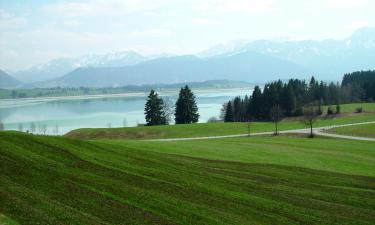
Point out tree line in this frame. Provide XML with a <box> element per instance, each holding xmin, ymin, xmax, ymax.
<box><xmin>144</xmin><ymin>85</ymin><xmax>199</xmax><ymax>126</ymax></box>
<box><xmin>341</xmin><ymin>70</ymin><xmax>375</xmax><ymax>102</ymax></box>
<box><xmin>223</xmin><ymin>70</ymin><xmax>375</xmax><ymax>123</ymax></box>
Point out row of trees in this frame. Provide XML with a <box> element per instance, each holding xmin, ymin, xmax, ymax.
<box><xmin>222</xmin><ymin>76</ymin><xmax>347</xmax><ymax>123</ymax></box>
<box><xmin>144</xmin><ymin>85</ymin><xmax>199</xmax><ymax>126</ymax></box>
<box><xmin>342</xmin><ymin>70</ymin><xmax>375</xmax><ymax>102</ymax></box>
<box><xmin>0</xmin><ymin>121</ymin><xmax>59</xmax><ymax>135</ymax></box>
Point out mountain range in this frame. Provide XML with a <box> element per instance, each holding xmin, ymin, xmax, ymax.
<box><xmin>3</xmin><ymin>27</ymin><xmax>375</xmax><ymax>88</ymax></box>
<box><xmin>41</xmin><ymin>52</ymin><xmax>306</xmax><ymax>88</ymax></box>
<box><xmin>0</xmin><ymin>69</ymin><xmax>22</xmax><ymax>88</ymax></box>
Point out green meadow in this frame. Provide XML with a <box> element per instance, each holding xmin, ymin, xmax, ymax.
<box><xmin>326</xmin><ymin>122</ymin><xmax>375</xmax><ymax>138</ymax></box>
<box><xmin>1</xmin><ymin>130</ymin><xmax>375</xmax><ymax>224</ymax></box>
<box><xmin>67</xmin><ymin>103</ymin><xmax>375</xmax><ymax>140</ymax></box>
<box><xmin>1</xmin><ymin>102</ymin><xmax>375</xmax><ymax>224</ymax></box>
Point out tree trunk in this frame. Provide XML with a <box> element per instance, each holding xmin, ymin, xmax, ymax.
<box><xmin>276</xmin><ymin>122</ymin><xmax>278</xmax><ymax>135</ymax></box>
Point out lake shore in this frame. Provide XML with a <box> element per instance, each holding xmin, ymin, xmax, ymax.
<box><xmin>0</xmin><ymin>87</ymin><xmax>251</xmax><ymax>108</ymax></box>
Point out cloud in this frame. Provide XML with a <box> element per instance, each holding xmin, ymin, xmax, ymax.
<box><xmin>41</xmin><ymin>0</ymin><xmax>167</xmax><ymax>18</ymax></box>
<box><xmin>325</xmin><ymin>0</ymin><xmax>368</xmax><ymax>8</ymax></box>
<box><xmin>0</xmin><ymin>9</ymin><xmax>27</xmax><ymax>29</ymax></box>
<box><xmin>126</xmin><ymin>28</ymin><xmax>172</xmax><ymax>38</ymax></box>
<box><xmin>63</xmin><ymin>20</ymin><xmax>81</xmax><ymax>27</ymax></box>
<box><xmin>192</xmin><ymin>0</ymin><xmax>277</xmax><ymax>13</ymax></box>
<box><xmin>348</xmin><ymin>21</ymin><xmax>369</xmax><ymax>30</ymax></box>
<box><xmin>192</xmin><ymin>18</ymin><xmax>219</xmax><ymax>26</ymax></box>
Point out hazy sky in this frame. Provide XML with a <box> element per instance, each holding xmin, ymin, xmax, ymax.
<box><xmin>1</xmin><ymin>0</ymin><xmax>374</xmax><ymax>71</ymax></box>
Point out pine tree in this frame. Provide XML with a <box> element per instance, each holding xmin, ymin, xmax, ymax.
<box><xmin>144</xmin><ymin>90</ymin><xmax>167</xmax><ymax>126</ymax></box>
<box><xmin>175</xmin><ymin>85</ymin><xmax>199</xmax><ymax>124</ymax></box>
<box><xmin>285</xmin><ymin>84</ymin><xmax>296</xmax><ymax>116</ymax></box>
<box><xmin>224</xmin><ymin>101</ymin><xmax>234</xmax><ymax>122</ymax></box>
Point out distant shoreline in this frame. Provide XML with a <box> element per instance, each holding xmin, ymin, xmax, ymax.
<box><xmin>0</xmin><ymin>87</ymin><xmax>252</xmax><ymax>108</ymax></box>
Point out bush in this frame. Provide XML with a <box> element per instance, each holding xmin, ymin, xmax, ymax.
<box><xmin>356</xmin><ymin>107</ymin><xmax>363</xmax><ymax>113</ymax></box>
<box><xmin>207</xmin><ymin>117</ymin><xmax>221</xmax><ymax>123</ymax></box>
<box><xmin>336</xmin><ymin>105</ymin><xmax>341</xmax><ymax>114</ymax></box>
<box><xmin>327</xmin><ymin>106</ymin><xmax>334</xmax><ymax>115</ymax></box>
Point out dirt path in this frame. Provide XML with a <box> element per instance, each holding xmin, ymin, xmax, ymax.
<box><xmin>147</xmin><ymin>121</ymin><xmax>375</xmax><ymax>142</ymax></box>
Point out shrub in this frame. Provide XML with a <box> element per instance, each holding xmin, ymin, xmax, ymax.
<box><xmin>336</xmin><ymin>105</ymin><xmax>341</xmax><ymax>114</ymax></box>
<box><xmin>356</xmin><ymin>107</ymin><xmax>363</xmax><ymax>113</ymax></box>
<box><xmin>207</xmin><ymin>117</ymin><xmax>221</xmax><ymax>123</ymax></box>
<box><xmin>327</xmin><ymin>106</ymin><xmax>334</xmax><ymax>115</ymax></box>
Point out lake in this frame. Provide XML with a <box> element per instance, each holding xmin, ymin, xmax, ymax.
<box><xmin>0</xmin><ymin>88</ymin><xmax>251</xmax><ymax>134</ymax></box>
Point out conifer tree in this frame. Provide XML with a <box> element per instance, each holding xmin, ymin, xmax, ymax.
<box><xmin>144</xmin><ymin>90</ymin><xmax>167</xmax><ymax>126</ymax></box>
<box><xmin>224</xmin><ymin>101</ymin><xmax>234</xmax><ymax>122</ymax></box>
<box><xmin>175</xmin><ymin>85</ymin><xmax>199</xmax><ymax>124</ymax></box>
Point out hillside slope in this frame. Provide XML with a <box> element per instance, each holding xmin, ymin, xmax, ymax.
<box><xmin>1</xmin><ymin>131</ymin><xmax>374</xmax><ymax>224</ymax></box>
<box><xmin>43</xmin><ymin>52</ymin><xmax>307</xmax><ymax>87</ymax></box>
<box><xmin>0</xmin><ymin>70</ymin><xmax>21</xmax><ymax>89</ymax></box>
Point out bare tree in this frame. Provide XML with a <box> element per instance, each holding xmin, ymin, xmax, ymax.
<box><xmin>53</xmin><ymin>124</ymin><xmax>59</xmax><ymax>135</ymax></box>
<box><xmin>0</xmin><ymin>121</ymin><xmax>4</xmax><ymax>130</ymax></box>
<box><xmin>162</xmin><ymin>97</ymin><xmax>174</xmax><ymax>124</ymax></box>
<box><xmin>107</xmin><ymin>122</ymin><xmax>112</xmax><ymax>128</ymax></box>
<box><xmin>42</xmin><ymin>124</ymin><xmax>47</xmax><ymax>135</ymax></box>
<box><xmin>18</xmin><ymin>123</ymin><xmax>23</xmax><ymax>132</ymax></box>
<box><xmin>122</xmin><ymin>118</ymin><xmax>127</xmax><ymax>127</ymax></box>
<box><xmin>38</xmin><ymin>123</ymin><xmax>43</xmax><ymax>134</ymax></box>
<box><xmin>207</xmin><ymin>116</ymin><xmax>219</xmax><ymax>123</ymax></box>
<box><xmin>270</xmin><ymin>104</ymin><xmax>283</xmax><ymax>135</ymax></box>
<box><xmin>302</xmin><ymin>103</ymin><xmax>320</xmax><ymax>137</ymax></box>
<box><xmin>30</xmin><ymin>122</ymin><xmax>36</xmax><ymax>134</ymax></box>
<box><xmin>219</xmin><ymin>103</ymin><xmax>227</xmax><ymax>121</ymax></box>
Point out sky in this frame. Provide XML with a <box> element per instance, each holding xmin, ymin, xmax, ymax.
<box><xmin>0</xmin><ymin>0</ymin><xmax>374</xmax><ymax>71</ymax></box>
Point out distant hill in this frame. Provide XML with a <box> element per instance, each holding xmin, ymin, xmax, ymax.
<box><xmin>41</xmin><ymin>51</ymin><xmax>307</xmax><ymax>88</ymax></box>
<box><xmin>0</xmin><ymin>69</ymin><xmax>21</xmax><ymax>88</ymax></box>
<box><xmin>13</xmin><ymin>51</ymin><xmax>148</xmax><ymax>83</ymax></box>
<box><xmin>199</xmin><ymin>27</ymin><xmax>375</xmax><ymax>80</ymax></box>
<box><xmin>12</xmin><ymin>27</ymin><xmax>375</xmax><ymax>87</ymax></box>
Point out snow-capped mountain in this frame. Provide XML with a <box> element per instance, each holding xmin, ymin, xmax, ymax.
<box><xmin>198</xmin><ymin>27</ymin><xmax>375</xmax><ymax>80</ymax></box>
<box><xmin>0</xmin><ymin>69</ymin><xmax>22</xmax><ymax>88</ymax></box>
<box><xmin>13</xmin><ymin>51</ymin><xmax>147</xmax><ymax>83</ymax></box>
<box><xmin>11</xmin><ymin>27</ymin><xmax>375</xmax><ymax>86</ymax></box>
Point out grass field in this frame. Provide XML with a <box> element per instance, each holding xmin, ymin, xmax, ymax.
<box><xmin>322</xmin><ymin>102</ymin><xmax>375</xmax><ymax>113</ymax></box>
<box><xmin>66</xmin><ymin>110</ymin><xmax>375</xmax><ymax>140</ymax></box>
<box><xmin>326</xmin><ymin>123</ymin><xmax>375</xmax><ymax>138</ymax></box>
<box><xmin>1</xmin><ymin>131</ymin><xmax>375</xmax><ymax>224</ymax></box>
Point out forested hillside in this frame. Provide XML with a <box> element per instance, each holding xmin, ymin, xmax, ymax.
<box><xmin>223</xmin><ymin>71</ymin><xmax>375</xmax><ymax>122</ymax></box>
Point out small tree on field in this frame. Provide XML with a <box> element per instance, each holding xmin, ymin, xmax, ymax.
<box><xmin>18</xmin><ymin>123</ymin><xmax>23</xmax><ymax>132</ymax></box>
<box><xmin>30</xmin><ymin>122</ymin><xmax>36</xmax><ymax>133</ymax></box>
<box><xmin>336</xmin><ymin>104</ymin><xmax>341</xmax><ymax>114</ymax></box>
<box><xmin>122</xmin><ymin>118</ymin><xmax>127</xmax><ymax>127</ymax></box>
<box><xmin>327</xmin><ymin>106</ymin><xmax>334</xmax><ymax>115</ymax></box>
<box><xmin>0</xmin><ymin>121</ymin><xmax>4</xmax><ymax>130</ymax></box>
<box><xmin>302</xmin><ymin>103</ymin><xmax>320</xmax><ymax>138</ymax></box>
<box><xmin>42</xmin><ymin>124</ymin><xmax>47</xmax><ymax>135</ymax></box>
<box><xmin>219</xmin><ymin>103</ymin><xmax>227</xmax><ymax>121</ymax></box>
<box><xmin>162</xmin><ymin>97</ymin><xmax>174</xmax><ymax>125</ymax></box>
<box><xmin>53</xmin><ymin>124</ymin><xmax>59</xmax><ymax>135</ymax></box>
<box><xmin>270</xmin><ymin>104</ymin><xmax>283</xmax><ymax>135</ymax></box>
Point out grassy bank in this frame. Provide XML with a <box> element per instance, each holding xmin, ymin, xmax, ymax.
<box><xmin>66</xmin><ymin>111</ymin><xmax>375</xmax><ymax>140</ymax></box>
<box><xmin>326</xmin><ymin>123</ymin><xmax>375</xmax><ymax>138</ymax></box>
<box><xmin>1</xmin><ymin>131</ymin><xmax>374</xmax><ymax>224</ymax></box>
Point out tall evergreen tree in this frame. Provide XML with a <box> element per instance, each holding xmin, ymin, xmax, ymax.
<box><xmin>175</xmin><ymin>85</ymin><xmax>199</xmax><ymax>124</ymax></box>
<box><xmin>285</xmin><ymin>84</ymin><xmax>296</xmax><ymax>116</ymax></box>
<box><xmin>250</xmin><ymin>86</ymin><xmax>262</xmax><ymax>119</ymax></box>
<box><xmin>224</xmin><ymin>101</ymin><xmax>234</xmax><ymax>122</ymax></box>
<box><xmin>144</xmin><ymin>90</ymin><xmax>167</xmax><ymax>126</ymax></box>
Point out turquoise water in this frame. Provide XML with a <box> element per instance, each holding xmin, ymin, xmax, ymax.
<box><xmin>0</xmin><ymin>88</ymin><xmax>251</xmax><ymax>134</ymax></box>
